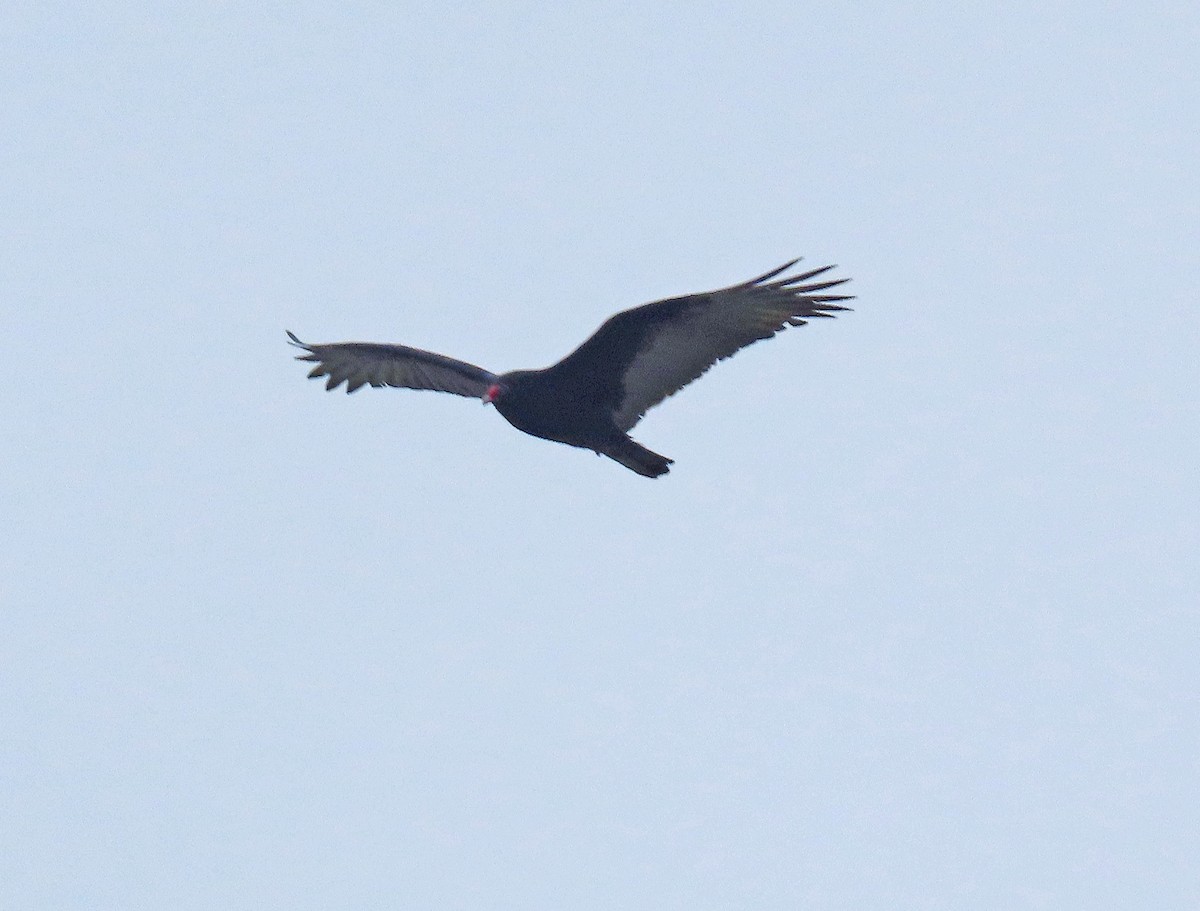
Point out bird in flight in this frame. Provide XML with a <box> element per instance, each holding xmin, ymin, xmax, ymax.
<box><xmin>287</xmin><ymin>258</ymin><xmax>852</xmax><ymax>478</ymax></box>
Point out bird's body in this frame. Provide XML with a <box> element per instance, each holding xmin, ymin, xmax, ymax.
<box><xmin>288</xmin><ymin>259</ymin><xmax>852</xmax><ymax>477</ymax></box>
<box><xmin>486</xmin><ymin>368</ymin><xmax>674</xmax><ymax>477</ymax></box>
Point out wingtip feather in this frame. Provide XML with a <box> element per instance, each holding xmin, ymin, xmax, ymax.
<box><xmin>794</xmin><ymin>276</ymin><xmax>851</xmax><ymax>293</ymax></box>
<box><xmin>745</xmin><ymin>258</ymin><xmax>803</xmax><ymax>286</ymax></box>
<box><xmin>771</xmin><ymin>263</ymin><xmax>837</xmax><ymax>287</ymax></box>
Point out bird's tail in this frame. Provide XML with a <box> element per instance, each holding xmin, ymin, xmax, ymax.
<box><xmin>601</xmin><ymin>436</ymin><xmax>674</xmax><ymax>478</ymax></box>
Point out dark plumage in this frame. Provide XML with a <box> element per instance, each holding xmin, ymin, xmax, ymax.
<box><xmin>287</xmin><ymin>258</ymin><xmax>852</xmax><ymax>477</ymax></box>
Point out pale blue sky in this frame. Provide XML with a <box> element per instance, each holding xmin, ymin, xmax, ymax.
<box><xmin>4</xmin><ymin>2</ymin><xmax>1198</xmax><ymax>908</ymax></box>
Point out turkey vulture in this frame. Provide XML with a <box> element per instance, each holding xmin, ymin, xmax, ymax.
<box><xmin>287</xmin><ymin>258</ymin><xmax>851</xmax><ymax>477</ymax></box>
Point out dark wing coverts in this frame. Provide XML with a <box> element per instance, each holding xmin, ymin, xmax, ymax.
<box><xmin>286</xmin><ymin>331</ymin><xmax>497</xmax><ymax>397</ymax></box>
<box><xmin>554</xmin><ymin>259</ymin><xmax>853</xmax><ymax>431</ymax></box>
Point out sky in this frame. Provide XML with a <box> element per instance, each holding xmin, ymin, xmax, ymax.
<box><xmin>3</xmin><ymin>2</ymin><xmax>1198</xmax><ymax>908</ymax></box>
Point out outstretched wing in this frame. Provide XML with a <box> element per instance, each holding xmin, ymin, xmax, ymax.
<box><xmin>286</xmin><ymin>331</ymin><xmax>497</xmax><ymax>397</ymax></box>
<box><xmin>549</xmin><ymin>259</ymin><xmax>853</xmax><ymax>431</ymax></box>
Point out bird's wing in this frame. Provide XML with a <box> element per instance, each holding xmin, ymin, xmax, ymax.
<box><xmin>549</xmin><ymin>259</ymin><xmax>853</xmax><ymax>431</ymax></box>
<box><xmin>286</xmin><ymin>331</ymin><xmax>497</xmax><ymax>397</ymax></box>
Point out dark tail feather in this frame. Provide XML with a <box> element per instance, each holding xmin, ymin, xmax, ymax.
<box><xmin>602</xmin><ymin>436</ymin><xmax>674</xmax><ymax>478</ymax></box>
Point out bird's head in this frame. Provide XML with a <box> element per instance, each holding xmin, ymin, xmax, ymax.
<box><xmin>484</xmin><ymin>372</ymin><xmax>532</xmax><ymax>408</ymax></box>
